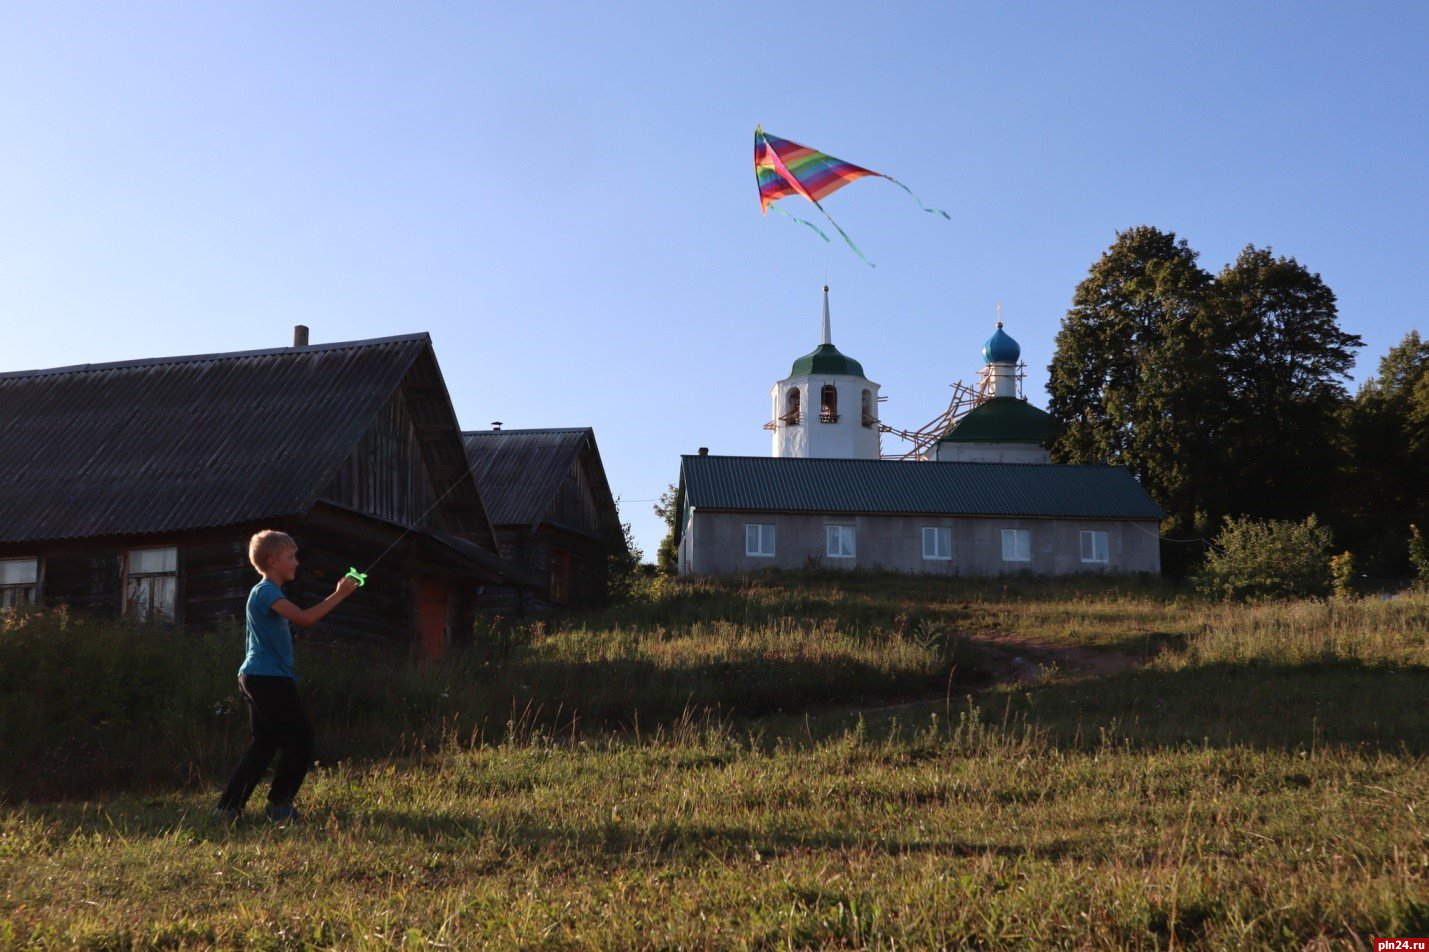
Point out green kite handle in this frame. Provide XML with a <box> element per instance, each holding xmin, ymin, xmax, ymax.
<box><xmin>344</xmin><ymin>567</ymin><xmax>367</xmax><ymax>587</ymax></box>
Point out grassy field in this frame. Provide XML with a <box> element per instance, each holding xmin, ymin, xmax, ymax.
<box><xmin>1</xmin><ymin>571</ymin><xmax>1425</xmax><ymax>949</ymax></box>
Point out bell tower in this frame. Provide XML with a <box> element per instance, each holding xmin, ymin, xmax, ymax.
<box><xmin>770</xmin><ymin>286</ymin><xmax>881</xmax><ymax>459</ymax></box>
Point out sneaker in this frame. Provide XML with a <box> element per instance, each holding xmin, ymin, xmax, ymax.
<box><xmin>264</xmin><ymin>802</ymin><xmax>300</xmax><ymax>822</ymax></box>
<box><xmin>213</xmin><ymin>807</ymin><xmax>241</xmax><ymax>825</ymax></box>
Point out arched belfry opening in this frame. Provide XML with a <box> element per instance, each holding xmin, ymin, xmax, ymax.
<box><xmin>861</xmin><ymin>389</ymin><xmax>875</xmax><ymax>427</ymax></box>
<box><xmin>820</xmin><ymin>384</ymin><xmax>838</xmax><ymax>423</ymax></box>
<box><xmin>782</xmin><ymin>388</ymin><xmax>801</xmax><ymax>425</ymax></box>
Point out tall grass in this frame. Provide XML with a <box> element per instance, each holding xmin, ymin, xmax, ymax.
<box><xmin>1</xmin><ymin>573</ymin><xmax>1425</xmax><ymax>947</ymax></box>
<box><xmin>2</xmin><ymin>573</ymin><xmax>1425</xmax><ymax>800</ymax></box>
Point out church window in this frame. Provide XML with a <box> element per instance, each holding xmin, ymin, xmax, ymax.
<box><xmin>1000</xmin><ymin>529</ymin><xmax>1031</xmax><ymax>563</ymax></box>
<box><xmin>0</xmin><ymin>558</ymin><xmax>39</xmax><ymax>608</ymax></box>
<box><xmin>781</xmin><ymin>389</ymin><xmax>801</xmax><ymax>425</ymax></box>
<box><xmin>862</xmin><ymin>389</ymin><xmax>877</xmax><ymax>427</ymax></box>
<box><xmin>820</xmin><ymin>385</ymin><xmax>839</xmax><ymax>423</ymax></box>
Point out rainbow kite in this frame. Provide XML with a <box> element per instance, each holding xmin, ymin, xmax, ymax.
<box><xmin>754</xmin><ymin>125</ymin><xmax>948</xmax><ymax>265</ymax></box>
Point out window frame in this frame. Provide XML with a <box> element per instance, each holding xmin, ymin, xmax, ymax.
<box><xmin>1080</xmin><ymin>529</ymin><xmax>1110</xmax><ymax>564</ymax></box>
<box><xmin>921</xmin><ymin>526</ymin><xmax>952</xmax><ymax>561</ymax></box>
<box><xmin>1000</xmin><ymin>528</ymin><xmax>1031</xmax><ymax>563</ymax></box>
<box><xmin>0</xmin><ymin>557</ymin><xmax>41</xmax><ymax>609</ymax></box>
<box><xmin>122</xmin><ymin>545</ymin><xmax>179</xmax><ymax>622</ymax></box>
<box><xmin>744</xmin><ymin>523</ymin><xmax>776</xmax><ymax>557</ymax></box>
<box><xmin>826</xmin><ymin>524</ymin><xmax>856</xmax><ymax>559</ymax></box>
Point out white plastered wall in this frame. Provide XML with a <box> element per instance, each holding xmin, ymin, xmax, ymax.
<box><xmin>771</xmin><ymin>376</ymin><xmax>881</xmax><ymax>459</ymax></box>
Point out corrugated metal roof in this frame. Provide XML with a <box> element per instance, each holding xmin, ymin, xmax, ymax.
<box><xmin>461</xmin><ymin>428</ymin><xmax>591</xmax><ymax>527</ymax></box>
<box><xmin>679</xmin><ymin>455</ymin><xmax>1164</xmax><ymax>520</ymax></box>
<box><xmin>0</xmin><ymin>334</ymin><xmax>448</xmax><ymax>543</ymax></box>
<box><xmin>461</xmin><ymin>428</ymin><xmax>627</xmax><ymax>549</ymax></box>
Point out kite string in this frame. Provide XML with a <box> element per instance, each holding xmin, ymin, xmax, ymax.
<box><xmin>360</xmin><ymin>458</ymin><xmax>485</xmax><ymax>576</ymax></box>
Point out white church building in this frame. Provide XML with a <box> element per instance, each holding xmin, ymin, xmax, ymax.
<box><xmin>675</xmin><ymin>288</ymin><xmax>1163</xmax><ymax>577</ymax></box>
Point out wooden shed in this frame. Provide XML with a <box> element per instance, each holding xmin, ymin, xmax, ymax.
<box><xmin>0</xmin><ymin>330</ymin><xmax>532</xmax><ymax>658</ymax></box>
<box><xmin>461</xmin><ymin>427</ymin><xmax>626</xmax><ymax>610</ymax></box>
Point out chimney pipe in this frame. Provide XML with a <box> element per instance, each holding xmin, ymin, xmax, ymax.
<box><xmin>491</xmin><ymin>421</ymin><xmax>503</xmax><ymax>431</ymax></box>
<box><xmin>293</xmin><ymin>325</ymin><xmax>309</xmax><ymax>347</ymax></box>
<box><xmin>698</xmin><ymin>447</ymin><xmax>709</xmax><ymax>456</ymax></box>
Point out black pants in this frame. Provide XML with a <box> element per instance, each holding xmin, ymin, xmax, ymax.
<box><xmin>216</xmin><ymin>674</ymin><xmax>314</xmax><ymax>812</ymax></box>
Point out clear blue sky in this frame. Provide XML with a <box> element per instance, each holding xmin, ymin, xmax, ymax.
<box><xmin>3</xmin><ymin>2</ymin><xmax>1425</xmax><ymax>559</ymax></box>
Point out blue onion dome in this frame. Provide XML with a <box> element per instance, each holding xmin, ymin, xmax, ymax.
<box><xmin>982</xmin><ymin>322</ymin><xmax>1021</xmax><ymax>364</ymax></box>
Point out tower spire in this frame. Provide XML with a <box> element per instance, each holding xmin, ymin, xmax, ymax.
<box><xmin>821</xmin><ymin>284</ymin><xmax>831</xmax><ymax>345</ymax></box>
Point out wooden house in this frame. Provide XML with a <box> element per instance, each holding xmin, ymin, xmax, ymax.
<box><xmin>0</xmin><ymin>329</ymin><xmax>535</xmax><ymax>658</ymax></box>
<box><xmin>461</xmin><ymin>427</ymin><xmax>625</xmax><ymax>610</ymax></box>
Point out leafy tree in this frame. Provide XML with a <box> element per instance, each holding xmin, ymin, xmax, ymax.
<box><xmin>1340</xmin><ymin>332</ymin><xmax>1429</xmax><ymax>574</ymax></box>
<box><xmin>604</xmin><ymin>519</ymin><xmax>644</xmax><ymax>603</ymax></box>
<box><xmin>1050</xmin><ymin>230</ymin><xmax>1366</xmax><ymax>577</ymax></box>
<box><xmin>1196</xmin><ymin>515</ymin><xmax>1333</xmax><ymax>600</ymax></box>
<box><xmin>1362</xmin><ymin>329</ymin><xmax>1429</xmax><ymax>398</ymax></box>
<box><xmin>1212</xmin><ymin>246</ymin><xmax>1361</xmax><ymax>521</ymax></box>
<box><xmin>653</xmin><ymin>483</ymin><xmax>680</xmax><ymax>576</ymax></box>
<box><xmin>1047</xmin><ymin>226</ymin><xmax>1221</xmax><ymax>540</ymax></box>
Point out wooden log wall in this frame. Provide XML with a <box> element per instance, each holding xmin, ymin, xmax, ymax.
<box><xmin>544</xmin><ymin>453</ymin><xmax>601</xmax><ymax>535</ymax></box>
<box><xmin>318</xmin><ymin>387</ymin><xmax>442</xmax><ymax>532</ymax></box>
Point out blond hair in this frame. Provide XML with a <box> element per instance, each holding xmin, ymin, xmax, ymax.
<box><xmin>249</xmin><ymin>530</ymin><xmax>296</xmax><ymax>573</ymax></box>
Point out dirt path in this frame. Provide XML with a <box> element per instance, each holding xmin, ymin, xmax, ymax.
<box><xmin>966</xmin><ymin>630</ymin><xmax>1141</xmax><ymax>682</ymax></box>
<box><xmin>838</xmin><ymin>632</ymin><xmax>1143</xmax><ymax>719</ymax></box>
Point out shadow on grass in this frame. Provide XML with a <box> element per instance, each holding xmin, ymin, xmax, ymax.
<box><xmin>11</xmin><ymin>797</ymin><xmax>1094</xmax><ymax>870</ymax></box>
<box><xmin>834</xmin><ymin>658</ymin><xmax>1429</xmax><ymax>755</ymax></box>
<box><xmin>478</xmin><ymin>654</ymin><xmax>963</xmax><ymax>731</ymax></box>
<box><xmin>343</xmin><ymin>809</ymin><xmax>1096</xmax><ymax>863</ymax></box>
<box><xmin>0</xmin><ymin>652</ymin><xmax>966</xmax><ymax>804</ymax></box>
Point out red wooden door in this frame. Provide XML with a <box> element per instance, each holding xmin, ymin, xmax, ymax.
<box><xmin>549</xmin><ymin>547</ymin><xmax>571</xmax><ymax>603</ymax></box>
<box><xmin>415</xmin><ymin>575</ymin><xmax>449</xmax><ymax>661</ymax></box>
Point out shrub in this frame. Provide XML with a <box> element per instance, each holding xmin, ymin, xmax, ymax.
<box><xmin>1410</xmin><ymin>524</ymin><xmax>1429</xmax><ymax>583</ymax></box>
<box><xmin>1196</xmin><ymin>516</ymin><xmax>1333</xmax><ymax>600</ymax></box>
<box><xmin>1329</xmin><ymin>551</ymin><xmax>1357</xmax><ymax>599</ymax></box>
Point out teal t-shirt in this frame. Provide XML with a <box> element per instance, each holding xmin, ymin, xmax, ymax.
<box><xmin>238</xmin><ymin>579</ymin><xmax>296</xmax><ymax>679</ymax></box>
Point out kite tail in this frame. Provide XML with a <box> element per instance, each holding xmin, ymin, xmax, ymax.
<box><xmin>769</xmin><ymin>203</ymin><xmax>832</xmax><ymax>243</ymax></box>
<box><xmin>769</xmin><ymin>202</ymin><xmax>875</xmax><ymax>267</ymax></box>
<box><xmin>881</xmin><ymin>175</ymin><xmax>951</xmax><ymax>219</ymax></box>
<box><xmin>808</xmin><ymin>198</ymin><xmax>875</xmax><ymax>267</ymax></box>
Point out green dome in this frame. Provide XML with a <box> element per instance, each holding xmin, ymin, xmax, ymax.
<box><xmin>790</xmin><ymin>343</ymin><xmax>865</xmax><ymax>377</ymax></box>
<box><xmin>939</xmin><ymin>397</ymin><xmax>1056</xmax><ymax>444</ymax></box>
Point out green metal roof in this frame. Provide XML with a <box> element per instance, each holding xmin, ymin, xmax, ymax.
<box><xmin>679</xmin><ymin>455</ymin><xmax>1163</xmax><ymax>520</ymax></box>
<box><xmin>939</xmin><ymin>397</ymin><xmax>1056</xmax><ymax>444</ymax></box>
<box><xmin>789</xmin><ymin>343</ymin><xmax>865</xmax><ymax>377</ymax></box>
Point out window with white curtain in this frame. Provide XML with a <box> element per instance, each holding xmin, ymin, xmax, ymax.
<box><xmin>0</xmin><ymin>558</ymin><xmax>39</xmax><ymax>608</ymax></box>
<box><xmin>826</xmin><ymin>525</ymin><xmax>856</xmax><ymax>559</ymax></box>
<box><xmin>125</xmin><ymin>546</ymin><xmax>178</xmax><ymax>621</ymax></box>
